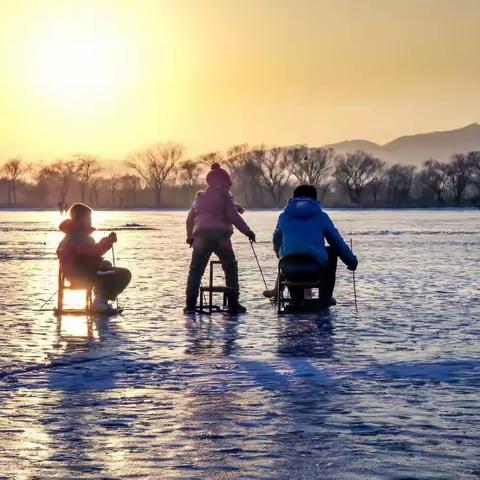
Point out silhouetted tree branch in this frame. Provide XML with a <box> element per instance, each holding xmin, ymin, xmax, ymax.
<box><xmin>252</xmin><ymin>146</ymin><xmax>291</xmax><ymax>207</ymax></box>
<box><xmin>288</xmin><ymin>147</ymin><xmax>335</xmax><ymax>200</ymax></box>
<box><xmin>416</xmin><ymin>160</ymin><xmax>448</xmax><ymax>204</ymax></box>
<box><xmin>44</xmin><ymin>160</ymin><xmax>78</xmax><ymax>205</ymax></box>
<box><xmin>467</xmin><ymin>151</ymin><xmax>480</xmax><ymax>200</ymax></box>
<box><xmin>386</xmin><ymin>164</ymin><xmax>415</xmax><ymax>207</ymax></box>
<box><xmin>2</xmin><ymin>142</ymin><xmax>480</xmax><ymax>208</ymax></box>
<box><xmin>180</xmin><ymin>160</ymin><xmax>202</xmax><ymax>187</ymax></box>
<box><xmin>334</xmin><ymin>151</ymin><xmax>383</xmax><ymax>204</ymax></box>
<box><xmin>1</xmin><ymin>158</ymin><xmax>29</xmax><ymax>204</ymax></box>
<box><xmin>74</xmin><ymin>154</ymin><xmax>101</xmax><ymax>203</ymax></box>
<box><xmin>128</xmin><ymin>143</ymin><xmax>183</xmax><ymax>206</ymax></box>
<box><xmin>445</xmin><ymin>154</ymin><xmax>473</xmax><ymax>204</ymax></box>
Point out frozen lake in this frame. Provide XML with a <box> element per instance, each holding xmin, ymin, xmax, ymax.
<box><xmin>0</xmin><ymin>209</ymin><xmax>479</xmax><ymax>479</ymax></box>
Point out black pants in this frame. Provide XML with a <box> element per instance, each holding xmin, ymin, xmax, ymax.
<box><xmin>93</xmin><ymin>267</ymin><xmax>131</xmax><ymax>301</ymax></box>
<box><xmin>280</xmin><ymin>247</ymin><xmax>337</xmax><ymax>304</ymax></box>
<box><xmin>186</xmin><ymin>231</ymin><xmax>239</xmax><ymax>308</ymax></box>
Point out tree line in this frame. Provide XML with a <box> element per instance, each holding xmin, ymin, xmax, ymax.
<box><xmin>1</xmin><ymin>143</ymin><xmax>480</xmax><ymax>208</ymax></box>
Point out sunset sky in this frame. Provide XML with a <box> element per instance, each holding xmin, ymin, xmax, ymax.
<box><xmin>0</xmin><ymin>0</ymin><xmax>479</xmax><ymax>162</ymax></box>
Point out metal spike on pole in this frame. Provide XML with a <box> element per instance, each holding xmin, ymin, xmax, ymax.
<box><xmin>350</xmin><ymin>238</ymin><xmax>358</xmax><ymax>314</ymax></box>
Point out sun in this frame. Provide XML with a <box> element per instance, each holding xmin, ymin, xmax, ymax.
<box><xmin>26</xmin><ymin>15</ymin><xmax>134</xmax><ymax>109</ymax></box>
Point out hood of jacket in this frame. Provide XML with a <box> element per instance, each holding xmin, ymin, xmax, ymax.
<box><xmin>283</xmin><ymin>197</ymin><xmax>322</xmax><ymax>219</ymax></box>
<box><xmin>59</xmin><ymin>219</ymin><xmax>95</xmax><ymax>235</ymax></box>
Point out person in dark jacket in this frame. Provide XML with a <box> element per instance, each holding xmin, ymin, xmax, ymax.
<box><xmin>271</xmin><ymin>185</ymin><xmax>358</xmax><ymax>306</ymax></box>
<box><xmin>185</xmin><ymin>163</ymin><xmax>256</xmax><ymax>314</ymax></box>
<box><xmin>56</xmin><ymin>203</ymin><xmax>131</xmax><ymax>314</ymax></box>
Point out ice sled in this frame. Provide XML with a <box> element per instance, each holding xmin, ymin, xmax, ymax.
<box><xmin>196</xmin><ymin>261</ymin><xmax>231</xmax><ymax>315</ymax></box>
<box><xmin>276</xmin><ymin>254</ymin><xmax>332</xmax><ymax>315</ymax></box>
<box><xmin>54</xmin><ymin>267</ymin><xmax>123</xmax><ymax>316</ymax></box>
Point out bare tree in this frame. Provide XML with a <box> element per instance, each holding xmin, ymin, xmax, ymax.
<box><xmin>334</xmin><ymin>151</ymin><xmax>383</xmax><ymax>204</ymax></box>
<box><xmin>224</xmin><ymin>144</ymin><xmax>261</xmax><ymax>206</ymax></box>
<box><xmin>1</xmin><ymin>158</ymin><xmax>28</xmax><ymax>204</ymax></box>
<box><xmin>369</xmin><ymin>163</ymin><xmax>386</xmax><ymax>206</ymax></box>
<box><xmin>74</xmin><ymin>154</ymin><xmax>101</xmax><ymax>203</ymax></box>
<box><xmin>251</xmin><ymin>146</ymin><xmax>291</xmax><ymax>207</ymax></box>
<box><xmin>128</xmin><ymin>143</ymin><xmax>183</xmax><ymax>206</ymax></box>
<box><xmin>467</xmin><ymin>151</ymin><xmax>480</xmax><ymax>199</ymax></box>
<box><xmin>118</xmin><ymin>174</ymin><xmax>141</xmax><ymax>206</ymax></box>
<box><xmin>44</xmin><ymin>159</ymin><xmax>78</xmax><ymax>205</ymax></box>
<box><xmin>287</xmin><ymin>147</ymin><xmax>335</xmax><ymax>199</ymax></box>
<box><xmin>109</xmin><ymin>174</ymin><xmax>120</xmax><ymax>207</ymax></box>
<box><xmin>29</xmin><ymin>164</ymin><xmax>52</xmax><ymax>205</ymax></box>
<box><xmin>224</xmin><ymin>144</ymin><xmax>250</xmax><ymax>175</ymax></box>
<box><xmin>444</xmin><ymin>154</ymin><xmax>473</xmax><ymax>204</ymax></box>
<box><xmin>386</xmin><ymin>164</ymin><xmax>415</xmax><ymax>206</ymax></box>
<box><xmin>416</xmin><ymin>159</ymin><xmax>448</xmax><ymax>204</ymax></box>
<box><xmin>180</xmin><ymin>160</ymin><xmax>202</xmax><ymax>187</ymax></box>
<box><xmin>89</xmin><ymin>176</ymin><xmax>103</xmax><ymax>207</ymax></box>
<box><xmin>242</xmin><ymin>155</ymin><xmax>265</xmax><ymax>206</ymax></box>
<box><xmin>197</xmin><ymin>152</ymin><xmax>224</xmax><ymax>168</ymax></box>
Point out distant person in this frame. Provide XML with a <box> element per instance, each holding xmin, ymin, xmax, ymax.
<box><xmin>56</xmin><ymin>203</ymin><xmax>131</xmax><ymax>314</ymax></box>
<box><xmin>270</xmin><ymin>185</ymin><xmax>358</xmax><ymax>307</ymax></box>
<box><xmin>185</xmin><ymin>163</ymin><xmax>256</xmax><ymax>314</ymax></box>
<box><xmin>57</xmin><ymin>202</ymin><xmax>64</xmax><ymax>215</ymax></box>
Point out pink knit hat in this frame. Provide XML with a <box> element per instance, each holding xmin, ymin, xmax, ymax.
<box><xmin>206</xmin><ymin>163</ymin><xmax>232</xmax><ymax>187</ymax></box>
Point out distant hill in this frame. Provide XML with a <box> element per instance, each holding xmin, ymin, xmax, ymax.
<box><xmin>325</xmin><ymin>123</ymin><xmax>480</xmax><ymax>165</ymax></box>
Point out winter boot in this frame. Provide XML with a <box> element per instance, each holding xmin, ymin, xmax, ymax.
<box><xmin>93</xmin><ymin>297</ymin><xmax>117</xmax><ymax>315</ymax></box>
<box><xmin>227</xmin><ymin>298</ymin><xmax>247</xmax><ymax>314</ymax></box>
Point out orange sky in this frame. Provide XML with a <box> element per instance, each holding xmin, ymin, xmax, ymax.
<box><xmin>0</xmin><ymin>0</ymin><xmax>479</xmax><ymax>163</ymax></box>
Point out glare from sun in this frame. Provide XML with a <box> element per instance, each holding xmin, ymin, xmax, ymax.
<box><xmin>27</xmin><ymin>17</ymin><xmax>133</xmax><ymax>109</ymax></box>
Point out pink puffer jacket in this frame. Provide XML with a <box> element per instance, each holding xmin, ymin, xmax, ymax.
<box><xmin>186</xmin><ymin>186</ymin><xmax>252</xmax><ymax>238</ymax></box>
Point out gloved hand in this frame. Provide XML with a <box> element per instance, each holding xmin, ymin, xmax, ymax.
<box><xmin>186</xmin><ymin>237</ymin><xmax>194</xmax><ymax>247</ymax></box>
<box><xmin>235</xmin><ymin>203</ymin><xmax>245</xmax><ymax>214</ymax></box>
<box><xmin>347</xmin><ymin>255</ymin><xmax>358</xmax><ymax>271</ymax></box>
<box><xmin>108</xmin><ymin>232</ymin><xmax>117</xmax><ymax>243</ymax></box>
<box><xmin>247</xmin><ymin>231</ymin><xmax>256</xmax><ymax>243</ymax></box>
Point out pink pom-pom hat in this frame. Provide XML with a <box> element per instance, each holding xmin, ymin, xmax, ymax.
<box><xmin>206</xmin><ymin>163</ymin><xmax>232</xmax><ymax>187</ymax></box>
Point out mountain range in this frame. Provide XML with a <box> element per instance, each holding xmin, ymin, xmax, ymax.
<box><xmin>324</xmin><ymin>122</ymin><xmax>480</xmax><ymax>165</ymax></box>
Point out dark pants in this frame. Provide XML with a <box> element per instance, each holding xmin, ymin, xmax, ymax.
<box><xmin>93</xmin><ymin>267</ymin><xmax>131</xmax><ymax>301</ymax></box>
<box><xmin>186</xmin><ymin>231</ymin><xmax>239</xmax><ymax>308</ymax></box>
<box><xmin>280</xmin><ymin>247</ymin><xmax>337</xmax><ymax>304</ymax></box>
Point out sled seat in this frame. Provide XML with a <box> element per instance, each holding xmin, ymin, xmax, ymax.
<box><xmin>281</xmin><ymin>281</ymin><xmax>323</xmax><ymax>288</ymax></box>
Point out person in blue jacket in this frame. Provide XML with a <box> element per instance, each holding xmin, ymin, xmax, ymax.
<box><xmin>271</xmin><ymin>184</ymin><xmax>358</xmax><ymax>306</ymax></box>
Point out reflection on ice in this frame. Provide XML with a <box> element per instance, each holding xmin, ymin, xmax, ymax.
<box><xmin>58</xmin><ymin>314</ymin><xmax>95</xmax><ymax>338</ymax></box>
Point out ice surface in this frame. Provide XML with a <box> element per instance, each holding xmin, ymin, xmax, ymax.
<box><xmin>0</xmin><ymin>209</ymin><xmax>479</xmax><ymax>479</ymax></box>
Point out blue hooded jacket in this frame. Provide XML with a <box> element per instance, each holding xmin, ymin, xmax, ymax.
<box><xmin>273</xmin><ymin>197</ymin><xmax>357</xmax><ymax>268</ymax></box>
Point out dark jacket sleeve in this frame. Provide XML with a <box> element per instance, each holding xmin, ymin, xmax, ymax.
<box><xmin>323</xmin><ymin>214</ymin><xmax>357</xmax><ymax>268</ymax></box>
<box><xmin>74</xmin><ymin>236</ymin><xmax>114</xmax><ymax>257</ymax></box>
<box><xmin>273</xmin><ymin>216</ymin><xmax>283</xmax><ymax>253</ymax></box>
<box><xmin>225</xmin><ymin>194</ymin><xmax>252</xmax><ymax>236</ymax></box>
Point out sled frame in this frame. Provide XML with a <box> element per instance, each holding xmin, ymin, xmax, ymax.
<box><xmin>197</xmin><ymin>261</ymin><xmax>231</xmax><ymax>315</ymax></box>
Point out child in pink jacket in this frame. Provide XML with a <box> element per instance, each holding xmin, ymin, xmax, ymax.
<box><xmin>185</xmin><ymin>163</ymin><xmax>256</xmax><ymax>314</ymax></box>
